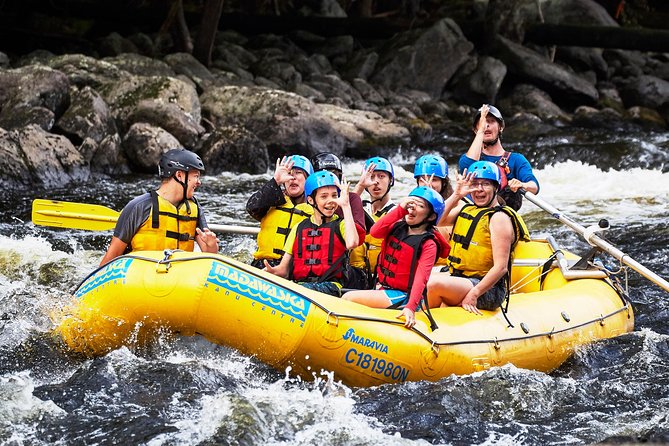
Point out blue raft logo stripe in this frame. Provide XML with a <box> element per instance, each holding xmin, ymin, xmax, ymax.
<box><xmin>207</xmin><ymin>263</ymin><xmax>310</xmax><ymax>321</ymax></box>
<box><xmin>75</xmin><ymin>258</ymin><xmax>133</xmax><ymax>298</ymax></box>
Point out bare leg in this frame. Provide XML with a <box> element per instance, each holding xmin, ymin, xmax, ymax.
<box><xmin>427</xmin><ymin>273</ymin><xmax>473</xmax><ymax>307</ymax></box>
<box><xmin>342</xmin><ymin>290</ymin><xmax>392</xmax><ymax>308</ymax></box>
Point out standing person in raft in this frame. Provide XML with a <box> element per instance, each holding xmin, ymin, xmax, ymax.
<box><xmin>460</xmin><ymin>104</ymin><xmax>539</xmax><ymax>210</ymax></box>
<box><xmin>99</xmin><ymin>148</ymin><xmax>219</xmax><ymax>266</ymax></box>
<box><xmin>264</xmin><ymin>171</ymin><xmax>359</xmax><ymax>297</ymax></box>
<box><xmin>349</xmin><ymin>156</ymin><xmax>397</xmax><ymax>289</ymax></box>
<box><xmin>342</xmin><ymin>187</ymin><xmax>450</xmax><ymax>328</ymax></box>
<box><xmin>246</xmin><ymin>155</ymin><xmax>314</xmax><ymax>269</ymax></box>
<box><xmin>427</xmin><ymin>161</ymin><xmax>529</xmax><ymax>314</ymax></box>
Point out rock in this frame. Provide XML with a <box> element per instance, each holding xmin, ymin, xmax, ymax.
<box><xmin>104</xmin><ymin>53</ymin><xmax>175</xmax><ymax>77</ymax></box>
<box><xmin>99</xmin><ymin>32</ymin><xmax>139</xmax><ymax>57</ymax></box>
<box><xmin>555</xmin><ymin>47</ymin><xmax>608</xmax><ymax>80</ymax></box>
<box><xmin>572</xmin><ymin>105</ymin><xmax>631</xmax><ymax>130</ymax></box>
<box><xmin>351</xmin><ymin>78</ymin><xmax>385</xmax><ymax>105</ymax></box>
<box><xmin>0</xmin><ymin>65</ymin><xmax>70</xmax><ymax>121</ymax></box>
<box><xmin>200</xmin><ymin>85</ymin><xmax>410</xmax><ymax>157</ymax></box>
<box><xmin>91</xmin><ymin>134</ymin><xmax>131</xmax><ymax>175</ymax></box>
<box><xmin>1</xmin><ymin>125</ymin><xmax>88</xmax><ymax>188</ymax></box>
<box><xmin>447</xmin><ymin>55</ymin><xmax>507</xmax><ymax>105</ymax></box>
<box><xmin>0</xmin><ymin>105</ymin><xmax>55</xmax><ymax>131</ymax></box>
<box><xmin>619</xmin><ymin>75</ymin><xmax>669</xmax><ymax>110</ymax></box>
<box><xmin>163</xmin><ymin>53</ymin><xmax>216</xmax><ymax>91</ymax></box>
<box><xmin>0</xmin><ymin>52</ymin><xmax>9</xmax><ymax>68</ymax></box>
<box><xmin>491</xmin><ymin>35</ymin><xmax>599</xmax><ymax>108</ymax></box>
<box><xmin>499</xmin><ymin>84</ymin><xmax>572</xmax><ymax>125</ymax></box>
<box><xmin>341</xmin><ymin>50</ymin><xmax>378</xmax><ymax>82</ymax></box>
<box><xmin>122</xmin><ymin>123</ymin><xmax>182</xmax><ymax>173</ymax></box>
<box><xmin>543</xmin><ymin>0</ymin><xmax>618</xmax><ymax>27</ymax></box>
<box><xmin>197</xmin><ymin>126</ymin><xmax>270</xmax><ymax>175</ymax></box>
<box><xmin>296</xmin><ymin>0</ymin><xmax>347</xmax><ymax>17</ymax></box>
<box><xmin>55</xmin><ymin>86</ymin><xmax>118</xmax><ymax>148</ymax></box>
<box><xmin>47</xmin><ymin>54</ymin><xmax>131</xmax><ymax>90</ymax></box>
<box><xmin>214</xmin><ymin>43</ymin><xmax>258</xmax><ymax>70</ymax></box>
<box><xmin>127</xmin><ymin>100</ymin><xmax>205</xmax><ymax>148</ymax></box>
<box><xmin>128</xmin><ymin>33</ymin><xmax>157</xmax><ymax>58</ymax></box>
<box><xmin>626</xmin><ymin>106</ymin><xmax>667</xmax><ymax>130</ymax></box>
<box><xmin>99</xmin><ymin>75</ymin><xmax>201</xmax><ymax>135</ymax></box>
<box><xmin>371</xmin><ymin>18</ymin><xmax>473</xmax><ymax>99</ymax></box>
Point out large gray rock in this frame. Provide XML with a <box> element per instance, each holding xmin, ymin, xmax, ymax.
<box><xmin>55</xmin><ymin>86</ymin><xmax>118</xmax><ymax>148</ymax></box>
<box><xmin>619</xmin><ymin>75</ymin><xmax>669</xmax><ymax>110</ymax></box>
<box><xmin>0</xmin><ymin>65</ymin><xmax>70</xmax><ymax>129</ymax></box>
<box><xmin>200</xmin><ymin>86</ymin><xmax>410</xmax><ymax>157</ymax></box>
<box><xmin>98</xmin><ymin>75</ymin><xmax>201</xmax><ymax>135</ymax></box>
<box><xmin>543</xmin><ymin>0</ymin><xmax>618</xmax><ymax>27</ymax></box>
<box><xmin>122</xmin><ymin>122</ymin><xmax>182</xmax><ymax>173</ymax></box>
<box><xmin>448</xmin><ymin>55</ymin><xmax>507</xmax><ymax>105</ymax></box>
<box><xmin>198</xmin><ymin>126</ymin><xmax>270</xmax><ymax>175</ymax></box>
<box><xmin>47</xmin><ymin>54</ymin><xmax>130</xmax><ymax>90</ymax></box>
<box><xmin>370</xmin><ymin>18</ymin><xmax>473</xmax><ymax>99</ymax></box>
<box><xmin>127</xmin><ymin>100</ymin><xmax>204</xmax><ymax>149</ymax></box>
<box><xmin>491</xmin><ymin>35</ymin><xmax>599</xmax><ymax>108</ymax></box>
<box><xmin>0</xmin><ymin>125</ymin><xmax>88</xmax><ymax>188</ymax></box>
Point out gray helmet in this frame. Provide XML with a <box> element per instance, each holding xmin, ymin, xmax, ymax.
<box><xmin>473</xmin><ymin>105</ymin><xmax>504</xmax><ymax>128</ymax></box>
<box><xmin>311</xmin><ymin>152</ymin><xmax>343</xmax><ymax>178</ymax></box>
<box><xmin>158</xmin><ymin>149</ymin><xmax>205</xmax><ymax>179</ymax></box>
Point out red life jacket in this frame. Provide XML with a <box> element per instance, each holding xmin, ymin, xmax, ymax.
<box><xmin>376</xmin><ymin>221</ymin><xmax>450</xmax><ymax>293</ymax></box>
<box><xmin>291</xmin><ymin>218</ymin><xmax>348</xmax><ymax>283</ymax></box>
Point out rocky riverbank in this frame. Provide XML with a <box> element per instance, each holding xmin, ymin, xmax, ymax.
<box><xmin>1</xmin><ymin>0</ymin><xmax>668</xmax><ymax>190</ymax></box>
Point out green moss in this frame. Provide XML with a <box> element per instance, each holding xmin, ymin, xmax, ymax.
<box><xmin>115</xmin><ymin>77</ymin><xmax>172</xmax><ymax>109</ymax></box>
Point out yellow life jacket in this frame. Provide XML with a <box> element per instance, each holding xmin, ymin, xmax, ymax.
<box><xmin>254</xmin><ymin>197</ymin><xmax>312</xmax><ymax>260</ymax></box>
<box><xmin>350</xmin><ymin>203</ymin><xmax>395</xmax><ymax>271</ymax></box>
<box><xmin>130</xmin><ymin>191</ymin><xmax>199</xmax><ymax>252</ymax></box>
<box><xmin>447</xmin><ymin>204</ymin><xmax>529</xmax><ymax>278</ymax></box>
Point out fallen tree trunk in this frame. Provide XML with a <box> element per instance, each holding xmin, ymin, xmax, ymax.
<box><xmin>524</xmin><ymin>23</ymin><xmax>669</xmax><ymax>52</ymax></box>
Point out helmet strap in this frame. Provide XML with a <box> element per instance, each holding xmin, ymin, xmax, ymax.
<box><xmin>173</xmin><ymin>171</ymin><xmax>191</xmax><ymax>214</ymax></box>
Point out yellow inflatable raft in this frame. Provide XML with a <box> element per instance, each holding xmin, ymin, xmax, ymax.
<box><xmin>56</xmin><ymin>238</ymin><xmax>634</xmax><ymax>387</ymax></box>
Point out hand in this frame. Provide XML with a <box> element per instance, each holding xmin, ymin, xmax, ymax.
<box><xmin>273</xmin><ymin>156</ymin><xmax>295</xmax><ymax>185</ymax></box>
<box><xmin>461</xmin><ymin>289</ymin><xmax>482</xmax><ymax>315</ymax></box>
<box><xmin>357</xmin><ymin>162</ymin><xmax>376</xmax><ymax>190</ymax></box>
<box><xmin>195</xmin><ymin>227</ymin><xmax>219</xmax><ymax>253</ymax></box>
<box><xmin>417</xmin><ymin>173</ymin><xmax>435</xmax><ymax>189</ymax></box>
<box><xmin>477</xmin><ymin>104</ymin><xmax>489</xmax><ymax>131</ymax></box>
<box><xmin>263</xmin><ymin>259</ymin><xmax>279</xmax><ymax>275</ymax></box>
<box><xmin>400</xmin><ymin>196</ymin><xmax>418</xmax><ymax>211</ymax></box>
<box><xmin>454</xmin><ymin>169</ymin><xmax>477</xmax><ymax>197</ymax></box>
<box><xmin>507</xmin><ymin>178</ymin><xmax>524</xmax><ymax>192</ymax></box>
<box><xmin>334</xmin><ymin>178</ymin><xmax>350</xmax><ymax>207</ymax></box>
<box><xmin>398</xmin><ymin>308</ymin><xmax>416</xmax><ymax>328</ymax></box>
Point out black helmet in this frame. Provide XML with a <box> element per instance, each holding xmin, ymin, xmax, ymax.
<box><xmin>158</xmin><ymin>148</ymin><xmax>205</xmax><ymax>179</ymax></box>
<box><xmin>473</xmin><ymin>105</ymin><xmax>504</xmax><ymax>128</ymax></box>
<box><xmin>311</xmin><ymin>152</ymin><xmax>343</xmax><ymax>178</ymax></box>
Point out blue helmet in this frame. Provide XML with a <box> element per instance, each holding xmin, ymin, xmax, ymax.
<box><xmin>469</xmin><ymin>161</ymin><xmax>501</xmax><ymax>189</ymax></box>
<box><xmin>289</xmin><ymin>155</ymin><xmax>314</xmax><ymax>176</ymax></box>
<box><xmin>304</xmin><ymin>171</ymin><xmax>340</xmax><ymax>198</ymax></box>
<box><xmin>409</xmin><ymin>186</ymin><xmax>445</xmax><ymax>223</ymax></box>
<box><xmin>364</xmin><ymin>156</ymin><xmax>394</xmax><ymax>186</ymax></box>
<box><xmin>414</xmin><ymin>155</ymin><xmax>448</xmax><ymax>179</ymax></box>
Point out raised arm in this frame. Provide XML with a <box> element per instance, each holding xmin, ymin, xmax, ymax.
<box><xmin>336</xmin><ymin>179</ymin><xmax>359</xmax><ymax>249</ymax></box>
<box><xmin>464</xmin><ymin>104</ymin><xmax>489</xmax><ymax>161</ymax></box>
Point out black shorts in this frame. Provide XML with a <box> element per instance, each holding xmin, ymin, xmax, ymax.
<box><xmin>465</xmin><ymin>277</ymin><xmax>507</xmax><ymax>311</ymax></box>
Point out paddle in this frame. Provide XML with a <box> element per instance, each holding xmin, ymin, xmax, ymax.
<box><xmin>31</xmin><ymin>199</ymin><xmax>261</xmax><ymax>235</ymax></box>
<box><xmin>521</xmin><ymin>190</ymin><xmax>669</xmax><ymax>293</ymax></box>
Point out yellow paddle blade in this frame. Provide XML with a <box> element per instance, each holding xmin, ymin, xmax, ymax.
<box><xmin>32</xmin><ymin>199</ymin><xmax>120</xmax><ymax>231</ymax></box>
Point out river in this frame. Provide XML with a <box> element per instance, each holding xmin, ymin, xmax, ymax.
<box><xmin>1</xmin><ymin>127</ymin><xmax>668</xmax><ymax>445</ymax></box>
